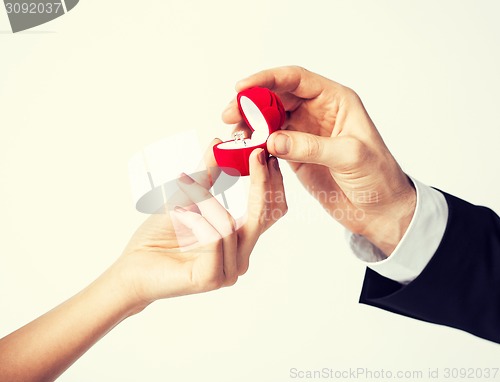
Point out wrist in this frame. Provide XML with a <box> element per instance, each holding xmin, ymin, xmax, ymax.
<box><xmin>98</xmin><ymin>261</ymin><xmax>151</xmax><ymax>319</ymax></box>
<box><xmin>361</xmin><ymin>179</ymin><xmax>416</xmax><ymax>257</ymax></box>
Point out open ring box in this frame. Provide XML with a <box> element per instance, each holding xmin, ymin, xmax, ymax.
<box><xmin>213</xmin><ymin>87</ymin><xmax>286</xmax><ymax>176</ymax></box>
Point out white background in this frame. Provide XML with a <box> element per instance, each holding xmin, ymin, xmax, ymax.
<box><xmin>1</xmin><ymin>1</ymin><xmax>500</xmax><ymax>381</ymax></box>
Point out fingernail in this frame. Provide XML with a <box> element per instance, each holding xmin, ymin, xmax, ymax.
<box><xmin>270</xmin><ymin>157</ymin><xmax>280</xmax><ymax>171</ymax></box>
<box><xmin>274</xmin><ymin>133</ymin><xmax>290</xmax><ymax>155</ymax></box>
<box><xmin>174</xmin><ymin>205</ymin><xmax>188</xmax><ymax>213</ymax></box>
<box><xmin>179</xmin><ymin>172</ymin><xmax>195</xmax><ymax>184</ymax></box>
<box><xmin>257</xmin><ymin>149</ymin><xmax>266</xmax><ymax>165</ymax></box>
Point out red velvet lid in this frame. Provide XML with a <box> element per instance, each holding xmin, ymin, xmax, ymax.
<box><xmin>237</xmin><ymin>87</ymin><xmax>286</xmax><ymax>136</ymax></box>
<box><xmin>213</xmin><ymin>87</ymin><xmax>286</xmax><ymax>176</ymax></box>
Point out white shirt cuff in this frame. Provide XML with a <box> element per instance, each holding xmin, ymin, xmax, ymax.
<box><xmin>346</xmin><ymin>177</ymin><xmax>448</xmax><ymax>285</ymax></box>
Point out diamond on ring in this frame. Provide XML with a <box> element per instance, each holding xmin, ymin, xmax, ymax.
<box><xmin>233</xmin><ymin>131</ymin><xmax>246</xmax><ymax>146</ymax></box>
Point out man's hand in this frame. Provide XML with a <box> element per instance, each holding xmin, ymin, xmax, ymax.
<box><xmin>223</xmin><ymin>66</ymin><xmax>415</xmax><ymax>256</ymax></box>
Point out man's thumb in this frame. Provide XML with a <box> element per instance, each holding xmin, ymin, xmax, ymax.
<box><xmin>267</xmin><ymin>131</ymin><xmax>335</xmax><ymax>167</ymax></box>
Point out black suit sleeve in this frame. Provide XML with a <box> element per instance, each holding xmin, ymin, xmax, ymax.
<box><xmin>359</xmin><ymin>191</ymin><xmax>500</xmax><ymax>343</ymax></box>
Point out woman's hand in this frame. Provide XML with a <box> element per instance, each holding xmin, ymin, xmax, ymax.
<box><xmin>223</xmin><ymin>66</ymin><xmax>415</xmax><ymax>256</ymax></box>
<box><xmin>114</xmin><ymin>145</ymin><xmax>287</xmax><ymax>310</ymax></box>
<box><xmin>0</xmin><ymin>141</ymin><xmax>287</xmax><ymax>382</ymax></box>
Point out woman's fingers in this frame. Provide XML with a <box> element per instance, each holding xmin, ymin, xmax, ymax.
<box><xmin>177</xmin><ymin>173</ymin><xmax>239</xmax><ymax>286</ymax></box>
<box><xmin>173</xmin><ymin>207</ymin><xmax>221</xmax><ymax>245</ymax></box>
<box><xmin>247</xmin><ymin>148</ymin><xmax>271</xmax><ymax>230</ymax></box>
<box><xmin>172</xmin><ymin>207</ymin><xmax>226</xmax><ymax>292</ymax></box>
<box><xmin>192</xmin><ymin>138</ymin><xmax>222</xmax><ymax>190</ymax></box>
<box><xmin>169</xmin><ymin>139</ymin><xmax>222</xmax><ymax>214</ymax></box>
<box><xmin>266</xmin><ymin>157</ymin><xmax>288</xmax><ymax>228</ymax></box>
<box><xmin>174</xmin><ymin>149</ymin><xmax>288</xmax><ymax>286</ymax></box>
<box><xmin>237</xmin><ymin>150</ymin><xmax>289</xmax><ymax>274</ymax></box>
<box><xmin>246</xmin><ymin>150</ymin><xmax>288</xmax><ymax>229</ymax></box>
<box><xmin>233</xmin><ymin>149</ymin><xmax>270</xmax><ymax>274</ymax></box>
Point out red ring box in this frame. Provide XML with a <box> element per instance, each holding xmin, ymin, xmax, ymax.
<box><xmin>213</xmin><ymin>87</ymin><xmax>286</xmax><ymax>176</ymax></box>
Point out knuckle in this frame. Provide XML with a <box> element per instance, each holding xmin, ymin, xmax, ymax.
<box><xmin>271</xmin><ymin>204</ymin><xmax>288</xmax><ymax>223</ymax></box>
<box><xmin>342</xmin><ymin>86</ymin><xmax>362</xmax><ymax>105</ymax></box>
<box><xmin>225</xmin><ymin>274</ymin><xmax>238</xmax><ymax>287</ymax></box>
<box><xmin>304</xmin><ymin>136</ymin><xmax>322</xmax><ymax>159</ymax></box>
<box><xmin>205</xmin><ymin>273</ymin><xmax>224</xmax><ymax>291</ymax></box>
<box><xmin>281</xmin><ymin>204</ymin><xmax>289</xmax><ymax>217</ymax></box>
<box><xmin>229</xmin><ymin>215</ymin><xmax>237</xmax><ymax>232</ymax></box>
<box><xmin>260</xmin><ymin>177</ymin><xmax>271</xmax><ymax>187</ymax></box>
<box><xmin>346</xmin><ymin>138</ymin><xmax>369</xmax><ymax>164</ymax></box>
<box><xmin>291</xmin><ymin>65</ymin><xmax>306</xmax><ymax>73</ymax></box>
<box><xmin>237</xmin><ymin>260</ymin><xmax>250</xmax><ymax>276</ymax></box>
<box><xmin>220</xmin><ymin>214</ymin><xmax>237</xmax><ymax>237</ymax></box>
